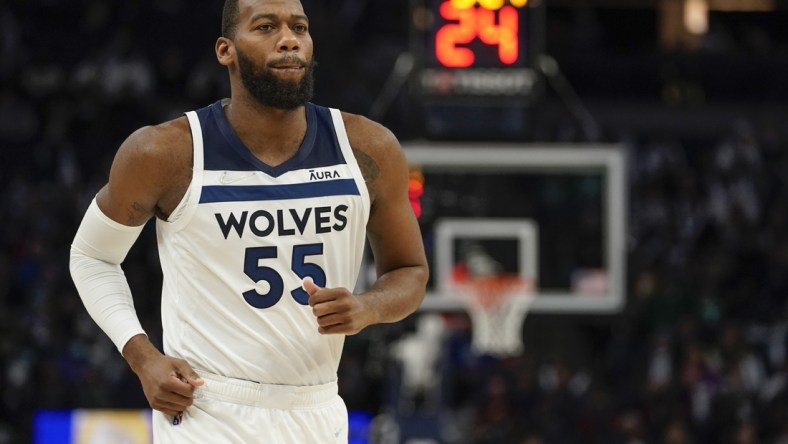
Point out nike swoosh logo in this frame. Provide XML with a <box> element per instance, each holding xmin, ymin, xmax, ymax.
<box><xmin>219</xmin><ymin>172</ymin><xmax>255</xmax><ymax>185</ymax></box>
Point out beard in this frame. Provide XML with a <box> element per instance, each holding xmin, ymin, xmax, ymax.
<box><xmin>236</xmin><ymin>48</ymin><xmax>316</xmax><ymax>110</ymax></box>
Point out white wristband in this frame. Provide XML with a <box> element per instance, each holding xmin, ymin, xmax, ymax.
<box><xmin>70</xmin><ymin>198</ymin><xmax>147</xmax><ymax>353</ymax></box>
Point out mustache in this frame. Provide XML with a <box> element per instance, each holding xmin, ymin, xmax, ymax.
<box><xmin>267</xmin><ymin>56</ymin><xmax>311</xmax><ymax>68</ymax></box>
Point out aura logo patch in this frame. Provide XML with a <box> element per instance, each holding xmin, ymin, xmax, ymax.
<box><xmin>309</xmin><ymin>169</ymin><xmax>340</xmax><ymax>180</ymax></box>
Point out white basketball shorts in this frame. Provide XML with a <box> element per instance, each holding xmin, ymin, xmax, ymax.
<box><xmin>151</xmin><ymin>370</ymin><xmax>348</xmax><ymax>443</ymax></box>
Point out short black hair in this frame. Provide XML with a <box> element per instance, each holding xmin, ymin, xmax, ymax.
<box><xmin>222</xmin><ymin>0</ymin><xmax>239</xmax><ymax>38</ymax></box>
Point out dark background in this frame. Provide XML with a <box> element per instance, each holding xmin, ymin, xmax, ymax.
<box><xmin>2</xmin><ymin>0</ymin><xmax>788</xmax><ymax>442</ymax></box>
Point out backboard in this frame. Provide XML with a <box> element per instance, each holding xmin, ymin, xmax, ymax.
<box><xmin>404</xmin><ymin>144</ymin><xmax>627</xmax><ymax>314</ymax></box>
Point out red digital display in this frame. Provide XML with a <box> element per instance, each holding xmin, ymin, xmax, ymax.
<box><xmin>436</xmin><ymin>2</ymin><xmax>521</xmax><ymax>68</ymax></box>
<box><xmin>412</xmin><ymin>0</ymin><xmax>542</xmax><ymax>100</ymax></box>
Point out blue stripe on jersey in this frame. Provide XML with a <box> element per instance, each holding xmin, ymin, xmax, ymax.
<box><xmin>199</xmin><ymin>179</ymin><xmax>360</xmax><ymax>204</ymax></box>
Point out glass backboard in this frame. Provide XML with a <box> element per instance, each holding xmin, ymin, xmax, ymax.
<box><xmin>404</xmin><ymin>144</ymin><xmax>627</xmax><ymax>313</ymax></box>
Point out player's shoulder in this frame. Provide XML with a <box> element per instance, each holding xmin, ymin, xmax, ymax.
<box><xmin>338</xmin><ymin>111</ymin><xmax>408</xmax><ymax>203</ymax></box>
<box><xmin>122</xmin><ymin>115</ymin><xmax>191</xmax><ymax>157</ymax></box>
<box><xmin>111</xmin><ymin>113</ymin><xmax>193</xmax><ymax>186</ymax></box>
<box><xmin>339</xmin><ymin>111</ymin><xmax>401</xmax><ymax>161</ymax></box>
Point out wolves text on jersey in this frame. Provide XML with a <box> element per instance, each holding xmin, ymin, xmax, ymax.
<box><xmin>214</xmin><ymin>205</ymin><xmax>349</xmax><ymax>239</ymax></box>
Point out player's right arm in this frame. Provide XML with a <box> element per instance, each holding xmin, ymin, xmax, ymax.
<box><xmin>70</xmin><ymin>120</ymin><xmax>202</xmax><ymax>416</ymax></box>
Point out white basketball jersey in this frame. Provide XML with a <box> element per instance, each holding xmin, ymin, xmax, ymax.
<box><xmin>155</xmin><ymin>101</ymin><xmax>370</xmax><ymax>385</ymax></box>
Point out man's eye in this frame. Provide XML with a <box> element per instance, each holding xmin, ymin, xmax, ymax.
<box><xmin>293</xmin><ymin>24</ymin><xmax>308</xmax><ymax>32</ymax></box>
<box><xmin>258</xmin><ymin>24</ymin><xmax>274</xmax><ymax>31</ymax></box>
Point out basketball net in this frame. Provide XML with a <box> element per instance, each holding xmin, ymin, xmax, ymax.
<box><xmin>452</xmin><ymin>274</ymin><xmax>534</xmax><ymax>358</ymax></box>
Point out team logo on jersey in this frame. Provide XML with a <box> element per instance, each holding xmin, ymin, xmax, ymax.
<box><xmin>215</xmin><ymin>205</ymin><xmax>349</xmax><ymax>239</ymax></box>
<box><xmin>309</xmin><ymin>169</ymin><xmax>340</xmax><ymax>180</ymax></box>
<box><xmin>172</xmin><ymin>412</ymin><xmax>184</xmax><ymax>426</ymax></box>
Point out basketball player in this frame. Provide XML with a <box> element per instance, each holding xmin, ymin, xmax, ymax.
<box><xmin>69</xmin><ymin>0</ymin><xmax>428</xmax><ymax>442</ymax></box>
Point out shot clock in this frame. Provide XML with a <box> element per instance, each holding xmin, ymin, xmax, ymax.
<box><xmin>410</xmin><ymin>0</ymin><xmax>544</xmax><ymax>103</ymax></box>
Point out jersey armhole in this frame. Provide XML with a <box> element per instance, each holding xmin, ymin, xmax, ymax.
<box><xmin>159</xmin><ymin>111</ymin><xmax>205</xmax><ymax>231</ymax></box>
<box><xmin>329</xmin><ymin>108</ymin><xmax>371</xmax><ymax>221</ymax></box>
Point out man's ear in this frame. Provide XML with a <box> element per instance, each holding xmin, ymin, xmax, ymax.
<box><xmin>216</xmin><ymin>37</ymin><xmax>235</xmax><ymax>66</ymax></box>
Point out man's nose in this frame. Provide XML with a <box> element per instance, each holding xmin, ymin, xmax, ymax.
<box><xmin>278</xmin><ymin>29</ymin><xmax>300</xmax><ymax>52</ymax></box>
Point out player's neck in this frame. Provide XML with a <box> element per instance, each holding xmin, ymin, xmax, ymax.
<box><xmin>223</xmin><ymin>96</ymin><xmax>308</xmax><ymax>166</ymax></box>
<box><xmin>227</xmin><ymin>93</ymin><xmax>305</xmax><ymax>125</ymax></box>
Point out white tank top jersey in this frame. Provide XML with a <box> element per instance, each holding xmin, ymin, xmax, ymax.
<box><xmin>155</xmin><ymin>100</ymin><xmax>371</xmax><ymax>386</ymax></box>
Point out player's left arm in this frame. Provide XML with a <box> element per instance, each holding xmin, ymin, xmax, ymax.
<box><xmin>305</xmin><ymin>114</ymin><xmax>428</xmax><ymax>335</ymax></box>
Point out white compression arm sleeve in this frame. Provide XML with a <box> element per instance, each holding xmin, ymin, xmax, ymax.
<box><xmin>70</xmin><ymin>198</ymin><xmax>147</xmax><ymax>354</ymax></box>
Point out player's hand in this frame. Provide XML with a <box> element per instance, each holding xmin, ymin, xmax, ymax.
<box><xmin>303</xmin><ymin>277</ymin><xmax>374</xmax><ymax>335</ymax></box>
<box><xmin>135</xmin><ymin>353</ymin><xmax>204</xmax><ymax>416</ymax></box>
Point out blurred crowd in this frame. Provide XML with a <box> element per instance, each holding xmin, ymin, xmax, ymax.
<box><xmin>384</xmin><ymin>121</ymin><xmax>788</xmax><ymax>444</ymax></box>
<box><xmin>2</xmin><ymin>0</ymin><xmax>788</xmax><ymax>443</ymax></box>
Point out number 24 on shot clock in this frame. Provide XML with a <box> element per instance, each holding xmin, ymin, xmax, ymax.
<box><xmin>436</xmin><ymin>0</ymin><xmax>529</xmax><ymax>68</ymax></box>
<box><xmin>412</xmin><ymin>0</ymin><xmax>543</xmax><ymax>100</ymax></box>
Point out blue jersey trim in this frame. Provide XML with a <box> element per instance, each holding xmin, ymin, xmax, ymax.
<box><xmin>195</xmin><ymin>101</ymin><xmax>347</xmax><ymax>177</ymax></box>
<box><xmin>199</xmin><ymin>179</ymin><xmax>360</xmax><ymax>204</ymax></box>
